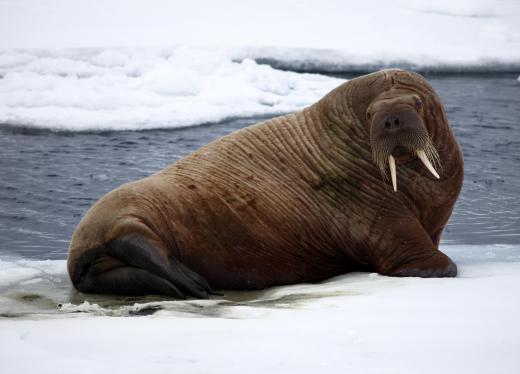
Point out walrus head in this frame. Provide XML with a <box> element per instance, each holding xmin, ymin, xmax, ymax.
<box><xmin>366</xmin><ymin>88</ymin><xmax>441</xmax><ymax>192</ymax></box>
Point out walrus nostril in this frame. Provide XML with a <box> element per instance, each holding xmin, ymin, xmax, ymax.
<box><xmin>383</xmin><ymin>115</ymin><xmax>399</xmax><ymax>130</ymax></box>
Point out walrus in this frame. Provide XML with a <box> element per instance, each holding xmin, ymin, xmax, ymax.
<box><xmin>68</xmin><ymin>69</ymin><xmax>464</xmax><ymax>298</ymax></box>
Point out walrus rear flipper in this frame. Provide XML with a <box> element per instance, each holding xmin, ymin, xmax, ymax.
<box><xmin>79</xmin><ymin>266</ymin><xmax>185</xmax><ymax>298</ymax></box>
<box><xmin>73</xmin><ymin>234</ymin><xmax>215</xmax><ymax>299</ymax></box>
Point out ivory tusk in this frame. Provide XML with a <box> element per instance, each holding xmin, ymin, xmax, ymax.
<box><xmin>389</xmin><ymin>155</ymin><xmax>397</xmax><ymax>192</ymax></box>
<box><xmin>417</xmin><ymin>149</ymin><xmax>440</xmax><ymax>179</ymax></box>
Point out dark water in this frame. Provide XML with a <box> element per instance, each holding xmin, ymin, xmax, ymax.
<box><xmin>1</xmin><ymin>75</ymin><xmax>519</xmax><ymax>260</ymax></box>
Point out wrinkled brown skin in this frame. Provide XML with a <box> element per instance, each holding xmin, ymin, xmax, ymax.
<box><xmin>68</xmin><ymin>69</ymin><xmax>464</xmax><ymax>293</ymax></box>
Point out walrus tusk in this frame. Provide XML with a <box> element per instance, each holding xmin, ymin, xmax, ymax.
<box><xmin>388</xmin><ymin>155</ymin><xmax>397</xmax><ymax>192</ymax></box>
<box><xmin>417</xmin><ymin>149</ymin><xmax>440</xmax><ymax>179</ymax></box>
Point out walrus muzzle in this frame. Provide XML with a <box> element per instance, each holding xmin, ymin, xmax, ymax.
<box><xmin>368</xmin><ymin>93</ymin><xmax>441</xmax><ymax>191</ymax></box>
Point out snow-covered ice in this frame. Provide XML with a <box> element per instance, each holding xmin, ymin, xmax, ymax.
<box><xmin>0</xmin><ymin>48</ymin><xmax>343</xmax><ymax>131</ymax></box>
<box><xmin>0</xmin><ymin>0</ymin><xmax>519</xmax><ymax>131</ymax></box>
<box><xmin>1</xmin><ymin>245</ymin><xmax>520</xmax><ymax>373</ymax></box>
<box><xmin>2</xmin><ymin>0</ymin><xmax>519</xmax><ymax>65</ymax></box>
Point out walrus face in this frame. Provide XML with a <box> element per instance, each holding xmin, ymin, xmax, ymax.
<box><xmin>366</xmin><ymin>90</ymin><xmax>441</xmax><ymax>192</ymax></box>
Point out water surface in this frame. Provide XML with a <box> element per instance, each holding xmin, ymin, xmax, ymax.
<box><xmin>0</xmin><ymin>74</ymin><xmax>519</xmax><ymax>261</ymax></box>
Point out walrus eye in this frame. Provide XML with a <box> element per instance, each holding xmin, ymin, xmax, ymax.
<box><xmin>414</xmin><ymin>97</ymin><xmax>423</xmax><ymax>111</ymax></box>
<box><xmin>366</xmin><ymin>111</ymin><xmax>372</xmax><ymax>120</ymax></box>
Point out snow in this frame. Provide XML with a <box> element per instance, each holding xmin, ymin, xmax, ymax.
<box><xmin>1</xmin><ymin>245</ymin><xmax>520</xmax><ymax>373</ymax></box>
<box><xmin>0</xmin><ymin>48</ymin><xmax>343</xmax><ymax>131</ymax></box>
<box><xmin>1</xmin><ymin>0</ymin><xmax>519</xmax><ymax>65</ymax></box>
<box><xmin>0</xmin><ymin>0</ymin><xmax>519</xmax><ymax>131</ymax></box>
<box><xmin>0</xmin><ymin>257</ymin><xmax>65</xmax><ymax>288</ymax></box>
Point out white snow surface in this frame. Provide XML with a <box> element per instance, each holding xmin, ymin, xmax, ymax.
<box><xmin>0</xmin><ymin>0</ymin><xmax>519</xmax><ymax>131</ymax></box>
<box><xmin>1</xmin><ymin>244</ymin><xmax>520</xmax><ymax>373</ymax></box>
<box><xmin>0</xmin><ymin>48</ymin><xmax>343</xmax><ymax>131</ymax></box>
<box><xmin>1</xmin><ymin>0</ymin><xmax>519</xmax><ymax>64</ymax></box>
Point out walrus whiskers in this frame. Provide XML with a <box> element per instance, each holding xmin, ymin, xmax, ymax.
<box><xmin>371</xmin><ymin>116</ymin><xmax>442</xmax><ymax>191</ymax></box>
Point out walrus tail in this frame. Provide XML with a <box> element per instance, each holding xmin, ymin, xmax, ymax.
<box><xmin>70</xmin><ymin>234</ymin><xmax>217</xmax><ymax>299</ymax></box>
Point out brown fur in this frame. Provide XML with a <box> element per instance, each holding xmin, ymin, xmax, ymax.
<box><xmin>68</xmin><ymin>69</ymin><xmax>464</xmax><ymax>293</ymax></box>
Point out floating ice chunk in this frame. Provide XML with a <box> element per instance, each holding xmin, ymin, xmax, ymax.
<box><xmin>0</xmin><ymin>258</ymin><xmax>66</xmax><ymax>287</ymax></box>
<box><xmin>0</xmin><ymin>48</ymin><xmax>343</xmax><ymax>131</ymax></box>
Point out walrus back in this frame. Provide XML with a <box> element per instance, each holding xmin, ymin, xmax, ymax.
<box><xmin>144</xmin><ymin>111</ymin><xmax>355</xmax><ymax>288</ymax></box>
<box><xmin>67</xmin><ymin>109</ymin><xmax>349</xmax><ymax>295</ymax></box>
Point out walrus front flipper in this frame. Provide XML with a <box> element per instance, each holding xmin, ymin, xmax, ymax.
<box><xmin>106</xmin><ymin>234</ymin><xmax>215</xmax><ymax>298</ymax></box>
<box><xmin>375</xmin><ymin>215</ymin><xmax>457</xmax><ymax>278</ymax></box>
